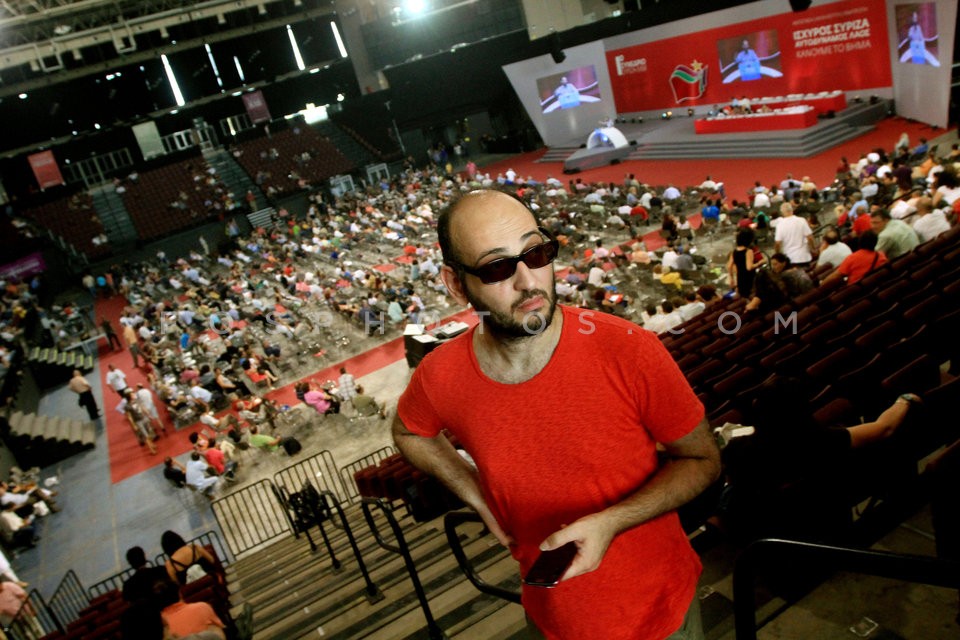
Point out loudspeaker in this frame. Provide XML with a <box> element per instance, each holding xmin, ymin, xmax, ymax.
<box><xmin>789</xmin><ymin>0</ymin><xmax>812</xmax><ymax>10</ymax></box>
<box><xmin>548</xmin><ymin>32</ymin><xmax>565</xmax><ymax>64</ymax></box>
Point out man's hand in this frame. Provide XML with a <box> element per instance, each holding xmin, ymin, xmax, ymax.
<box><xmin>539</xmin><ymin>512</ymin><xmax>618</xmax><ymax>582</ymax></box>
<box><xmin>476</xmin><ymin>501</ymin><xmax>514</xmax><ymax>548</ymax></box>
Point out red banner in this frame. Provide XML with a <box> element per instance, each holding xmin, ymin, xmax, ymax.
<box><xmin>27</xmin><ymin>150</ymin><xmax>65</xmax><ymax>190</ymax></box>
<box><xmin>608</xmin><ymin>0</ymin><xmax>891</xmax><ymax>112</ymax></box>
<box><xmin>242</xmin><ymin>90</ymin><xmax>272</xmax><ymax>124</ymax></box>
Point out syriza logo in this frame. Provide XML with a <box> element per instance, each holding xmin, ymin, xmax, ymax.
<box><xmin>614</xmin><ymin>54</ymin><xmax>647</xmax><ymax>75</ymax></box>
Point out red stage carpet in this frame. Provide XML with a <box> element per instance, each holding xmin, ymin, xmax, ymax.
<box><xmin>480</xmin><ymin>117</ymin><xmax>946</xmax><ymax>207</ymax></box>
<box><xmin>97</xmin><ymin>295</ymin><xmax>478</xmax><ymax>484</ymax></box>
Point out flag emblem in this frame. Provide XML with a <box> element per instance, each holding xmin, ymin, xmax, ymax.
<box><xmin>669</xmin><ymin>60</ymin><xmax>707</xmax><ymax>104</ymax></box>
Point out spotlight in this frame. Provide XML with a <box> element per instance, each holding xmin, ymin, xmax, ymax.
<box><xmin>637</xmin><ymin>116</ymin><xmax>643</xmax><ymax>123</ymax></box>
<box><xmin>687</xmin><ymin>108</ymin><xmax>695</xmax><ymax>117</ymax></box>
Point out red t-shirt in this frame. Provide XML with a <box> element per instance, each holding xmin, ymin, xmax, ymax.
<box><xmin>398</xmin><ymin>305</ymin><xmax>704</xmax><ymax>639</ymax></box>
<box><xmin>162</xmin><ymin>601</ymin><xmax>223</xmax><ymax>637</ymax></box>
<box><xmin>204</xmin><ymin>448</ymin><xmax>226</xmax><ymax>475</ymax></box>
<box><xmin>837</xmin><ymin>249</ymin><xmax>888</xmax><ymax>284</ymax></box>
<box><xmin>852</xmin><ymin>214</ymin><xmax>872</xmax><ymax>237</ymax></box>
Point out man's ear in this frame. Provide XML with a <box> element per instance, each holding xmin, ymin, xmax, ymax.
<box><xmin>440</xmin><ymin>265</ymin><xmax>469</xmax><ymax>307</ymax></box>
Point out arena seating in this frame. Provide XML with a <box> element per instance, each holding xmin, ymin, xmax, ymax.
<box><xmin>232</xmin><ymin>126</ymin><xmax>354</xmax><ymax>198</ymax></box>
<box><xmin>665</xmin><ymin>223</ymin><xmax>960</xmax><ymax>539</ymax></box>
<box><xmin>24</xmin><ymin>191</ymin><xmax>110</xmax><ymax>260</ymax></box>
<box><xmin>119</xmin><ymin>155</ymin><xmax>232</xmax><ymax>241</ymax></box>
<box><xmin>354</xmin><ymin>447</ymin><xmax>463</xmax><ymax>523</ymax></box>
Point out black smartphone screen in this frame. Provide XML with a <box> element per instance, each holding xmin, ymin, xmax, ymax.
<box><xmin>523</xmin><ymin>541</ymin><xmax>578</xmax><ymax>587</ymax></box>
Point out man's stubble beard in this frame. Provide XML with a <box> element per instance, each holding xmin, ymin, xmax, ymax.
<box><xmin>463</xmin><ymin>284</ymin><xmax>558</xmax><ymax>341</ymax></box>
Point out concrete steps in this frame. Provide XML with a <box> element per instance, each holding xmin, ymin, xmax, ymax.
<box><xmin>27</xmin><ymin>346</ymin><xmax>93</xmax><ymax>389</ymax></box>
<box><xmin>224</xmin><ymin>502</ymin><xmax>522</xmax><ymax>640</ymax></box>
<box><xmin>4</xmin><ymin>410</ymin><xmax>96</xmax><ymax>469</ymax></box>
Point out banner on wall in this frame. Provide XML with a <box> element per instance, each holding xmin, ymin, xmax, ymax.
<box><xmin>0</xmin><ymin>252</ymin><xmax>46</xmax><ymax>280</ymax></box>
<box><xmin>27</xmin><ymin>151</ymin><xmax>65</xmax><ymax>190</ymax></box>
<box><xmin>608</xmin><ymin>0</ymin><xmax>891</xmax><ymax>112</ymax></box>
<box><xmin>242</xmin><ymin>90</ymin><xmax>272</xmax><ymax>124</ymax></box>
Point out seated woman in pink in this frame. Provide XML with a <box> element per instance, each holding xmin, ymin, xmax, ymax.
<box><xmin>296</xmin><ymin>382</ymin><xmax>339</xmax><ymax>415</ymax></box>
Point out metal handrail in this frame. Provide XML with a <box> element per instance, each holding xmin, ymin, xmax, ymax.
<box><xmin>86</xmin><ymin>565</ymin><xmax>140</xmax><ymax>601</ymax></box>
<box><xmin>153</xmin><ymin>529</ymin><xmax>233</xmax><ymax>571</ymax></box>
<box><xmin>443</xmin><ymin>510</ymin><xmax>521</xmax><ymax>604</ymax></box>
<box><xmin>361</xmin><ymin>497</ymin><xmax>447</xmax><ymax>640</ymax></box>
<box><xmin>339</xmin><ymin>445</ymin><xmax>398</xmax><ymax>503</ymax></box>
<box><xmin>274</xmin><ymin>449</ymin><xmax>349</xmax><ymax>511</ymax></box>
<box><xmin>319</xmin><ymin>488</ymin><xmax>383</xmax><ymax>603</ymax></box>
<box><xmin>733</xmin><ymin>538</ymin><xmax>960</xmax><ymax>640</ymax></box>
<box><xmin>4</xmin><ymin>589</ymin><xmax>61</xmax><ymax>639</ymax></box>
<box><xmin>47</xmin><ymin>569</ymin><xmax>87</xmax><ymax>630</ymax></box>
<box><xmin>211</xmin><ymin>478</ymin><xmax>293</xmax><ymax>558</ymax></box>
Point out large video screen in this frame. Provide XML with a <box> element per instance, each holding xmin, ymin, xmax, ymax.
<box><xmin>536</xmin><ymin>66</ymin><xmax>601</xmax><ymax>114</ymax></box>
<box><xmin>717</xmin><ymin>30</ymin><xmax>783</xmax><ymax>84</ymax></box>
<box><xmin>895</xmin><ymin>3</ymin><xmax>940</xmax><ymax>67</ymax></box>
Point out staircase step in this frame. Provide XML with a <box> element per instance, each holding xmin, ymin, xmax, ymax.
<box><xmin>249</xmin><ymin>521</ymin><xmax>494</xmax><ymax>639</ymax></box>
<box><xmin>9</xmin><ymin>412</ymin><xmax>37</xmax><ymax>437</ymax></box>
<box><xmin>79</xmin><ymin>421</ymin><xmax>96</xmax><ymax>447</ymax></box>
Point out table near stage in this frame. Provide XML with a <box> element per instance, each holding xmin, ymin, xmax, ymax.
<box><xmin>752</xmin><ymin>90</ymin><xmax>847</xmax><ymax>115</ymax></box>
<box><xmin>695</xmin><ymin>105</ymin><xmax>818</xmax><ymax>134</ymax></box>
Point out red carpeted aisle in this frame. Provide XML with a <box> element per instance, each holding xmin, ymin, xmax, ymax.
<box><xmin>96</xmin><ymin>294</ymin><xmax>477</xmax><ymax>484</ymax></box>
<box><xmin>480</xmin><ymin>117</ymin><xmax>946</xmax><ymax>206</ymax></box>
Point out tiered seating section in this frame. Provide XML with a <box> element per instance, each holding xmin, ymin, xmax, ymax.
<box><xmin>119</xmin><ymin>156</ymin><xmax>233</xmax><ymax>241</ymax></box>
<box><xmin>354</xmin><ymin>448</ymin><xmax>463</xmax><ymax>522</ymax></box>
<box><xmin>40</xmin><ymin>545</ymin><xmax>230</xmax><ymax>640</ymax></box>
<box><xmin>662</xmin><ymin>225</ymin><xmax>960</xmax><ymax>537</ymax></box>
<box><xmin>233</xmin><ymin>126</ymin><xmax>354</xmax><ymax>199</ymax></box>
<box><xmin>24</xmin><ymin>191</ymin><xmax>110</xmax><ymax>260</ymax></box>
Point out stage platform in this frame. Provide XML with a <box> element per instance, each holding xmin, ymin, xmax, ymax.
<box><xmin>537</xmin><ymin>100</ymin><xmax>891</xmax><ymax>163</ymax></box>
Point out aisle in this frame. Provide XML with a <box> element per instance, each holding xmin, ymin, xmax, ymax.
<box><xmin>94</xmin><ymin>294</ymin><xmax>477</xmax><ymax>484</ymax></box>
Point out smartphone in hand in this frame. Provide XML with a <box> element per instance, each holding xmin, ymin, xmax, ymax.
<box><xmin>523</xmin><ymin>542</ymin><xmax>578</xmax><ymax>588</ymax></box>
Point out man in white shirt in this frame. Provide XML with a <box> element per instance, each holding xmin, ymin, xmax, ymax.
<box><xmin>189</xmin><ymin>381</ymin><xmax>213</xmax><ymax>412</ymax></box>
<box><xmin>587</xmin><ymin>265</ymin><xmax>606</xmax><ymax>287</ymax></box>
<box><xmin>185</xmin><ymin>452</ymin><xmax>219</xmax><ymax>497</ymax></box>
<box><xmin>774</xmin><ymin>203</ymin><xmax>815</xmax><ymax>265</ymax></box>
<box><xmin>105</xmin><ymin>364</ymin><xmax>128</xmax><ymax>396</ymax></box>
<box><xmin>677</xmin><ymin>291</ymin><xmax>706</xmax><ymax>322</ymax></box>
<box><xmin>661</xmin><ymin>246</ymin><xmax>680</xmax><ymax>271</ymax></box>
<box><xmin>662</xmin><ymin>185</ymin><xmax>682</xmax><ymax>201</ymax></box>
<box><xmin>752</xmin><ymin>190</ymin><xmax>771</xmax><ymax>210</ymax></box>
<box><xmin>912</xmin><ymin>197</ymin><xmax>951</xmax><ymax>243</ymax></box>
<box><xmin>816</xmin><ymin>229</ymin><xmax>852</xmax><ymax>268</ymax></box>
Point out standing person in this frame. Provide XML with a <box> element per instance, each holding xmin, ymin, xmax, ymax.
<box><xmin>773</xmin><ymin>202</ymin><xmax>815</xmax><ymax>266</ymax></box>
<box><xmin>100</xmin><ymin>317</ymin><xmax>122</xmax><ymax>351</ymax></box>
<box><xmin>393</xmin><ymin>190</ymin><xmax>720</xmax><ymax>640</ymax></box>
<box><xmin>122</xmin><ymin>323</ymin><xmax>140</xmax><ymax>369</ymax></box>
<box><xmin>122</xmin><ymin>389</ymin><xmax>157</xmax><ymax>454</ymax></box>
<box><xmin>134</xmin><ymin>384</ymin><xmax>167</xmax><ymax>436</ymax></box>
<box><xmin>68</xmin><ymin>370</ymin><xmax>100</xmax><ymax>420</ymax></box>
<box><xmin>105</xmin><ymin>364</ymin><xmax>128</xmax><ymax>396</ymax></box>
<box><xmin>726</xmin><ymin>229</ymin><xmax>761</xmax><ymax>298</ymax></box>
<box><xmin>337</xmin><ymin>366</ymin><xmax>357</xmax><ymax>411</ymax></box>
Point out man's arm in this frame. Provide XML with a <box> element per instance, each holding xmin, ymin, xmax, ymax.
<box><xmin>392</xmin><ymin>416</ymin><xmax>513</xmax><ymax>546</ymax></box>
<box><xmin>540</xmin><ymin>418</ymin><xmax>719</xmax><ymax>582</ymax></box>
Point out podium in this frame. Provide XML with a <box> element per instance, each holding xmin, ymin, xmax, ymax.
<box><xmin>403</xmin><ymin>322</ymin><xmax>470</xmax><ymax>368</ymax></box>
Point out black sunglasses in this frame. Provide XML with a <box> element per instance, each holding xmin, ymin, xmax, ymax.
<box><xmin>456</xmin><ymin>228</ymin><xmax>559</xmax><ymax>284</ymax></box>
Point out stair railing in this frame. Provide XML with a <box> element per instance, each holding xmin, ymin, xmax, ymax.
<box><xmin>361</xmin><ymin>497</ymin><xmax>447</xmax><ymax>640</ymax></box>
<box><xmin>211</xmin><ymin>478</ymin><xmax>294</xmax><ymax>558</ymax></box>
<box><xmin>4</xmin><ymin>589</ymin><xmax>62</xmax><ymax>640</ymax></box>
<box><xmin>443</xmin><ymin>510</ymin><xmax>521</xmax><ymax>604</ymax></box>
<box><xmin>733</xmin><ymin>537</ymin><xmax>960</xmax><ymax>640</ymax></box>
<box><xmin>46</xmin><ymin>569</ymin><xmax>87</xmax><ymax>631</ymax></box>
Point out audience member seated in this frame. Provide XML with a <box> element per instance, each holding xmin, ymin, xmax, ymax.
<box><xmin>744</xmin><ymin>253</ymin><xmax>813</xmax><ymax>312</ymax></box>
<box><xmin>161</xmin><ymin>530</ymin><xmax>224</xmax><ymax>587</ymax></box>
<box><xmin>184</xmin><ymin>452</ymin><xmax>219</xmax><ymax>498</ymax></box>
<box><xmin>871</xmin><ymin>208</ymin><xmax>919</xmax><ymax>259</ymax></box>
<box><xmin>719</xmin><ymin>378</ymin><xmax>922</xmax><ymax>540</ymax></box>
<box><xmin>821</xmin><ymin>231</ymin><xmax>888</xmax><ymax>286</ymax></box>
